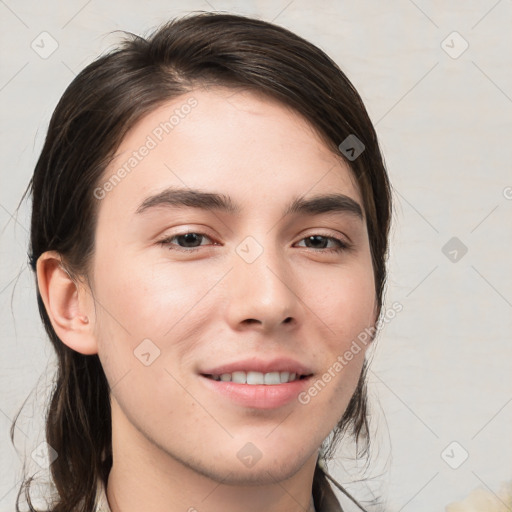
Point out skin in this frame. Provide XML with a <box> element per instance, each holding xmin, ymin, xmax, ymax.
<box><xmin>37</xmin><ymin>87</ymin><xmax>377</xmax><ymax>512</ymax></box>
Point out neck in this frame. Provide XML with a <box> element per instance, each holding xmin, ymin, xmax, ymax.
<box><xmin>106</xmin><ymin>398</ymin><xmax>317</xmax><ymax>512</ymax></box>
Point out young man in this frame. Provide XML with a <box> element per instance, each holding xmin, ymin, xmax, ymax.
<box><xmin>22</xmin><ymin>13</ymin><xmax>392</xmax><ymax>512</ymax></box>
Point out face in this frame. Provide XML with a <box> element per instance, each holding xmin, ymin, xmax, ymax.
<box><xmin>88</xmin><ymin>86</ymin><xmax>377</xmax><ymax>484</ymax></box>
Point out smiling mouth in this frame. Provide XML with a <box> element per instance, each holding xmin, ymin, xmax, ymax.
<box><xmin>201</xmin><ymin>371</ymin><xmax>311</xmax><ymax>385</ymax></box>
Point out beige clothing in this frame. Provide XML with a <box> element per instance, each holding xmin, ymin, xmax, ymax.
<box><xmin>94</xmin><ymin>478</ymin><xmax>111</xmax><ymax>512</ymax></box>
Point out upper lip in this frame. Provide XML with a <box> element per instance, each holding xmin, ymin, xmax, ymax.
<box><xmin>200</xmin><ymin>357</ymin><xmax>314</xmax><ymax>376</ymax></box>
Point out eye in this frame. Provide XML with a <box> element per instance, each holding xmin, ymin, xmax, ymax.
<box><xmin>158</xmin><ymin>232</ymin><xmax>215</xmax><ymax>252</ymax></box>
<box><xmin>295</xmin><ymin>235</ymin><xmax>351</xmax><ymax>253</ymax></box>
<box><xmin>157</xmin><ymin>232</ymin><xmax>351</xmax><ymax>254</ymax></box>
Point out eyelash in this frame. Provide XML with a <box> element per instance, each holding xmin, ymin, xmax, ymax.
<box><xmin>157</xmin><ymin>231</ymin><xmax>352</xmax><ymax>254</ymax></box>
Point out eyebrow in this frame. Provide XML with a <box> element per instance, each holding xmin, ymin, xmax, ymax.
<box><xmin>136</xmin><ymin>187</ymin><xmax>363</xmax><ymax>220</ymax></box>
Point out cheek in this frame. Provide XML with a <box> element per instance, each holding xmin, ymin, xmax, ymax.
<box><xmin>92</xmin><ymin>250</ymin><xmax>223</xmax><ymax>340</ymax></box>
<box><xmin>107</xmin><ymin>365</ymin><xmax>204</xmax><ymax>431</ymax></box>
<box><xmin>308</xmin><ymin>260</ymin><xmax>376</xmax><ymax>341</ymax></box>
<box><xmin>91</xmin><ymin>254</ymin><xmax>230</xmax><ymax>394</ymax></box>
<box><xmin>296</xmin><ymin>260</ymin><xmax>375</xmax><ymax>410</ymax></box>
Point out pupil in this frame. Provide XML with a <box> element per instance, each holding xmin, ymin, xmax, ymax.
<box><xmin>180</xmin><ymin>233</ymin><xmax>201</xmax><ymax>247</ymax></box>
<box><xmin>307</xmin><ymin>235</ymin><xmax>326</xmax><ymax>248</ymax></box>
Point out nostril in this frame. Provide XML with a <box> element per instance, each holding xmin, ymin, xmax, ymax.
<box><xmin>283</xmin><ymin>317</ymin><xmax>293</xmax><ymax>323</ymax></box>
<box><xmin>243</xmin><ymin>318</ymin><xmax>262</xmax><ymax>325</ymax></box>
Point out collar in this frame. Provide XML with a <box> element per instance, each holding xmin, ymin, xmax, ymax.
<box><xmin>94</xmin><ymin>478</ymin><xmax>111</xmax><ymax>512</ymax></box>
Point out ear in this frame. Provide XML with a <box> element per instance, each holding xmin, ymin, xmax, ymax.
<box><xmin>36</xmin><ymin>251</ymin><xmax>98</xmax><ymax>355</ymax></box>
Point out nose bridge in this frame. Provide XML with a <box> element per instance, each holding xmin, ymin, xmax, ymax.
<box><xmin>227</xmin><ymin>235</ymin><xmax>299</xmax><ymax>328</ymax></box>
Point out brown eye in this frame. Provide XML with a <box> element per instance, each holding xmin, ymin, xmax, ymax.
<box><xmin>174</xmin><ymin>233</ymin><xmax>206</xmax><ymax>248</ymax></box>
<box><xmin>158</xmin><ymin>232</ymin><xmax>215</xmax><ymax>252</ymax></box>
<box><xmin>295</xmin><ymin>235</ymin><xmax>350</xmax><ymax>253</ymax></box>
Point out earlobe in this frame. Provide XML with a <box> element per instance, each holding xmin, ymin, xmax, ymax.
<box><xmin>36</xmin><ymin>251</ymin><xmax>98</xmax><ymax>355</ymax></box>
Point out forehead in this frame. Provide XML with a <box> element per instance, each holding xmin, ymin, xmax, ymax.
<box><xmin>97</xmin><ymin>87</ymin><xmax>363</xmax><ymax>219</ymax></box>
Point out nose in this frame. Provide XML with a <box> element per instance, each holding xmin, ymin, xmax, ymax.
<box><xmin>224</xmin><ymin>242</ymin><xmax>301</xmax><ymax>332</ymax></box>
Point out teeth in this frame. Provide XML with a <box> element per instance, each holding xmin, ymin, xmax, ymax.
<box><xmin>264</xmin><ymin>372</ymin><xmax>281</xmax><ymax>385</ymax></box>
<box><xmin>209</xmin><ymin>371</ymin><xmax>302</xmax><ymax>385</ymax></box>
<box><xmin>232</xmin><ymin>371</ymin><xmax>246</xmax><ymax>384</ymax></box>
<box><xmin>247</xmin><ymin>371</ymin><xmax>264</xmax><ymax>385</ymax></box>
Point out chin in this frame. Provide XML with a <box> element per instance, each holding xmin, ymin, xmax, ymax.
<box><xmin>179</xmin><ymin>447</ymin><xmax>315</xmax><ymax>486</ymax></box>
<box><xmin>215</xmin><ymin>461</ymin><xmax>308</xmax><ymax>486</ymax></box>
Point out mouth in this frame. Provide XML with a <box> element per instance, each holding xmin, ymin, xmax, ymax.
<box><xmin>201</xmin><ymin>371</ymin><xmax>312</xmax><ymax>385</ymax></box>
<box><xmin>198</xmin><ymin>369</ymin><xmax>314</xmax><ymax>409</ymax></box>
<box><xmin>198</xmin><ymin>357</ymin><xmax>314</xmax><ymax>408</ymax></box>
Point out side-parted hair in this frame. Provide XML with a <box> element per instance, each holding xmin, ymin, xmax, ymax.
<box><xmin>12</xmin><ymin>12</ymin><xmax>392</xmax><ymax>511</ymax></box>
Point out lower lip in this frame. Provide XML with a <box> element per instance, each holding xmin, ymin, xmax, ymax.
<box><xmin>199</xmin><ymin>375</ymin><xmax>312</xmax><ymax>409</ymax></box>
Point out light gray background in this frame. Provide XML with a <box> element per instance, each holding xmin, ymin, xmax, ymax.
<box><xmin>1</xmin><ymin>1</ymin><xmax>511</xmax><ymax>511</ymax></box>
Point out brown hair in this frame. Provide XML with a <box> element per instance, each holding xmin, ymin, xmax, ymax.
<box><xmin>12</xmin><ymin>11</ymin><xmax>392</xmax><ymax>511</ymax></box>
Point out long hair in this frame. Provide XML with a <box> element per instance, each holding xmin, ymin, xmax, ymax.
<box><xmin>12</xmin><ymin>12</ymin><xmax>392</xmax><ymax>511</ymax></box>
